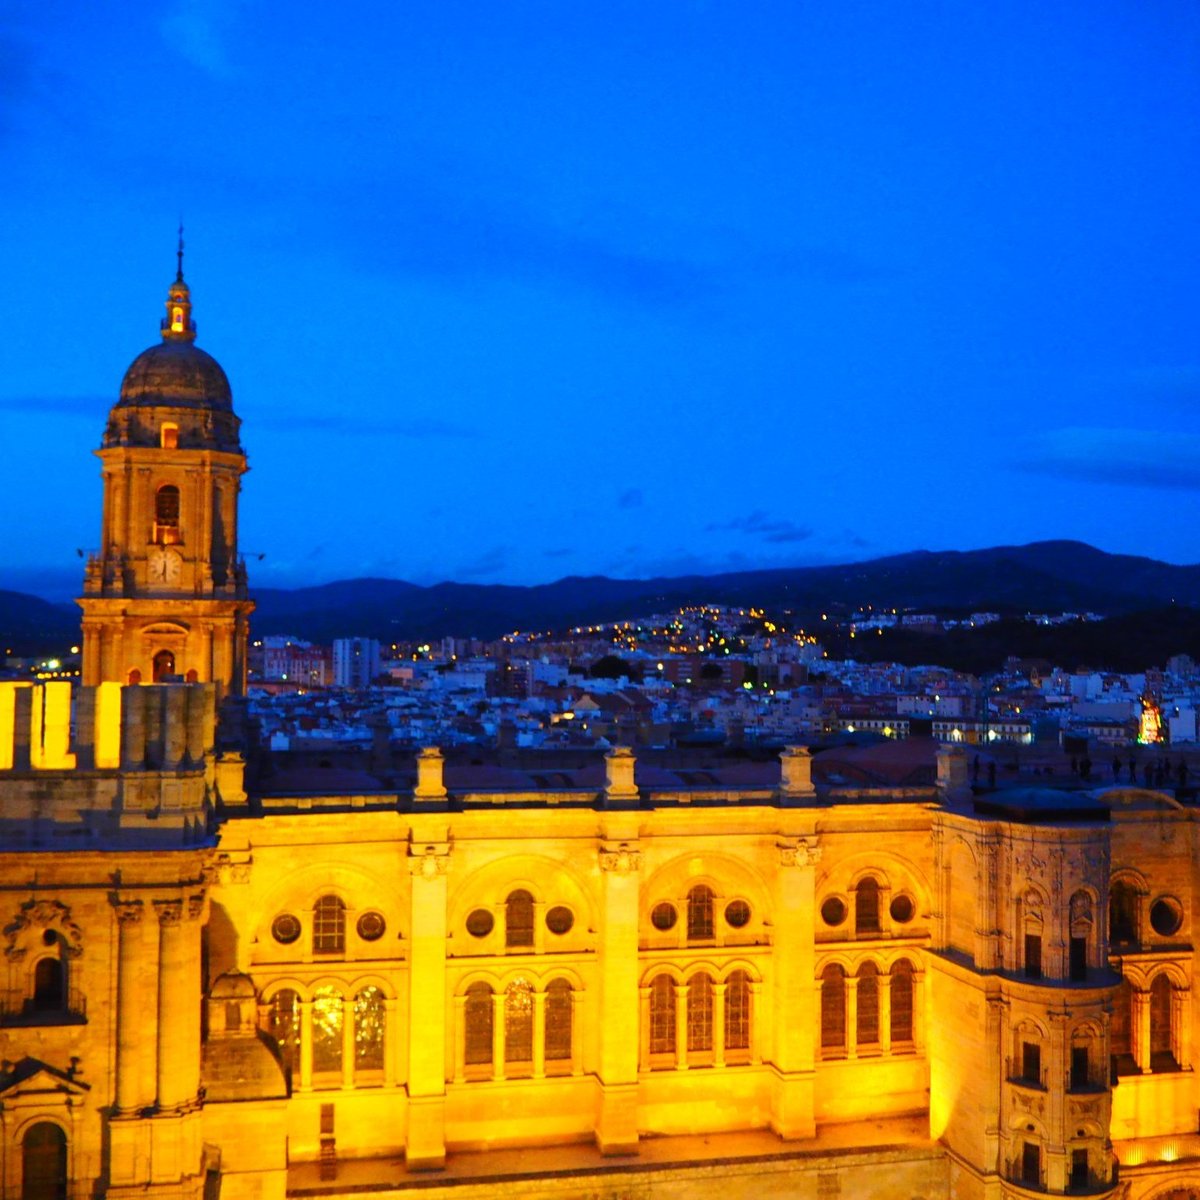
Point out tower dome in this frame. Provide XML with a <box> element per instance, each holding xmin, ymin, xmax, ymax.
<box><xmin>104</xmin><ymin>236</ymin><xmax>241</xmax><ymax>452</ymax></box>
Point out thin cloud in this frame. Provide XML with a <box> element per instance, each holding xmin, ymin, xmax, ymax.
<box><xmin>1017</xmin><ymin>427</ymin><xmax>1200</xmax><ymax>492</ymax></box>
<box><xmin>705</xmin><ymin>510</ymin><xmax>814</xmax><ymax>544</ymax></box>
<box><xmin>0</xmin><ymin>395</ymin><xmax>109</xmax><ymax>418</ymax></box>
<box><xmin>159</xmin><ymin>1</ymin><xmax>234</xmax><ymax>75</ymax></box>
<box><xmin>255</xmin><ymin>411</ymin><xmax>480</xmax><ymax>440</ymax></box>
<box><xmin>455</xmin><ymin>546</ymin><xmax>512</xmax><ymax>579</ymax></box>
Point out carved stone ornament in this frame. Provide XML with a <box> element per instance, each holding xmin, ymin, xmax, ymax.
<box><xmin>5</xmin><ymin>899</ymin><xmax>85</xmax><ymax>960</ymax></box>
<box><xmin>778</xmin><ymin>838</ymin><xmax>821</xmax><ymax>868</ymax></box>
<box><xmin>187</xmin><ymin>893</ymin><xmax>206</xmax><ymax>921</ymax></box>
<box><xmin>205</xmin><ymin>852</ymin><xmax>252</xmax><ymax>886</ymax></box>
<box><xmin>154</xmin><ymin>899</ymin><xmax>183</xmax><ymax>926</ymax></box>
<box><xmin>599</xmin><ymin>843</ymin><xmax>643</xmax><ymax>873</ymax></box>
<box><xmin>110</xmin><ymin>898</ymin><xmax>144</xmax><ymax>926</ymax></box>
<box><xmin>407</xmin><ymin>844</ymin><xmax>450</xmax><ymax>878</ymax></box>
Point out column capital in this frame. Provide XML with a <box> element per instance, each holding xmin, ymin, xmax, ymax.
<box><xmin>110</xmin><ymin>896</ymin><xmax>144</xmax><ymax>924</ymax></box>
<box><xmin>599</xmin><ymin>841</ymin><xmax>643</xmax><ymax>873</ymax></box>
<box><xmin>154</xmin><ymin>899</ymin><xmax>183</xmax><ymax>926</ymax></box>
<box><xmin>777</xmin><ymin>837</ymin><xmax>821</xmax><ymax>868</ymax></box>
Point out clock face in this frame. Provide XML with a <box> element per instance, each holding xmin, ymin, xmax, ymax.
<box><xmin>148</xmin><ymin>547</ymin><xmax>183</xmax><ymax>586</ymax></box>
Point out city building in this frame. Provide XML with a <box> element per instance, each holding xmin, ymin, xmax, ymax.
<box><xmin>1</xmin><ymin>269</ymin><xmax>1199</xmax><ymax>1200</ymax></box>
<box><xmin>332</xmin><ymin>638</ymin><xmax>382</xmax><ymax>689</ymax></box>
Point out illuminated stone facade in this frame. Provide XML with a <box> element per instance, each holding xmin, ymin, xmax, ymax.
<box><xmin>3</xmin><ymin>274</ymin><xmax>1200</xmax><ymax>1200</ymax></box>
<box><xmin>2</xmin><ymin>686</ymin><xmax>1199</xmax><ymax>1200</ymax></box>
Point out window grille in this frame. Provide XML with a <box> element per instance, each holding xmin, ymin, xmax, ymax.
<box><xmin>649</xmin><ymin>974</ymin><xmax>676</xmax><ymax>1056</ymax></box>
<box><xmin>504</xmin><ymin>979</ymin><xmax>534</xmax><ymax>1064</ymax></box>
<box><xmin>821</xmin><ymin>964</ymin><xmax>846</xmax><ymax>1050</ymax></box>
<box><xmin>726</xmin><ymin>970</ymin><xmax>751</xmax><ymax>1052</ymax></box>
<box><xmin>545</xmin><ymin>979</ymin><xmax>572</xmax><ymax>1061</ymax></box>
<box><xmin>687</xmin><ymin>973</ymin><xmax>713</xmax><ymax>1053</ymax></box>
<box><xmin>313</xmin><ymin>895</ymin><xmax>346</xmax><ymax>955</ymax></box>
<box><xmin>506</xmin><ymin>890</ymin><xmax>535</xmax><ymax>948</ymax></box>
<box><xmin>856</xmin><ymin>962</ymin><xmax>879</xmax><ymax>1045</ymax></box>
<box><xmin>464</xmin><ymin>984</ymin><xmax>493</xmax><ymax>1066</ymax></box>
<box><xmin>687</xmin><ymin>885</ymin><xmax>715</xmax><ymax>941</ymax></box>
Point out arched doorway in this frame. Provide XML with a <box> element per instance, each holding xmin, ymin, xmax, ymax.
<box><xmin>22</xmin><ymin>1122</ymin><xmax>66</xmax><ymax>1200</ymax></box>
<box><xmin>152</xmin><ymin>649</ymin><xmax>175</xmax><ymax>682</ymax></box>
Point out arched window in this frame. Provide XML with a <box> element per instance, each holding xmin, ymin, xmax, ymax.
<box><xmin>821</xmin><ymin>964</ymin><xmax>846</xmax><ymax>1053</ymax></box>
<box><xmin>649</xmin><ymin>974</ymin><xmax>676</xmax><ymax>1057</ymax></box>
<box><xmin>857</xmin><ymin>962</ymin><xmax>879</xmax><ymax>1046</ymax></box>
<box><xmin>311</xmin><ymin>985</ymin><xmax>343</xmax><ymax>1075</ymax></box>
<box><xmin>505</xmin><ymin>890</ymin><xmax>534</xmax><ymax>949</ymax></box>
<box><xmin>545</xmin><ymin>979</ymin><xmax>572</xmax><ymax>1063</ymax></box>
<box><xmin>160</xmin><ymin>423</ymin><xmax>178</xmax><ymax>449</ymax></box>
<box><xmin>687</xmin><ymin>885</ymin><xmax>715</xmax><ymax>941</ymax></box>
<box><xmin>152</xmin><ymin>649</ymin><xmax>175</xmax><ymax>682</ymax></box>
<box><xmin>22</xmin><ymin>1122</ymin><xmax>66</xmax><ymax>1200</ymax></box>
<box><xmin>855</xmin><ymin>877</ymin><xmax>880</xmax><ymax>935</ymax></box>
<box><xmin>687</xmin><ymin>973</ymin><xmax>714</xmax><ymax>1053</ymax></box>
<box><xmin>726</xmin><ymin>970</ymin><xmax>751</xmax><ymax>1054</ymax></box>
<box><xmin>1110</xmin><ymin>881</ymin><xmax>1139</xmax><ymax>947</ymax></box>
<box><xmin>154</xmin><ymin>484</ymin><xmax>181</xmax><ymax>544</ymax></box>
<box><xmin>33</xmin><ymin>958</ymin><xmax>64</xmax><ymax>1011</ymax></box>
<box><xmin>1151</xmin><ymin>973</ymin><xmax>1178</xmax><ymax>1072</ymax></box>
<box><xmin>890</xmin><ymin>959</ymin><xmax>914</xmax><ymax>1043</ymax></box>
<box><xmin>505</xmin><ymin>979</ymin><xmax>534</xmax><ymax>1066</ymax></box>
<box><xmin>464</xmin><ymin>983</ymin><xmax>493</xmax><ymax>1067</ymax></box>
<box><xmin>312</xmin><ymin>895</ymin><xmax>345</xmax><ymax>955</ymax></box>
<box><xmin>354</xmin><ymin>986</ymin><xmax>385</xmax><ymax>1072</ymax></box>
<box><xmin>269</xmin><ymin>989</ymin><xmax>300</xmax><ymax>1077</ymax></box>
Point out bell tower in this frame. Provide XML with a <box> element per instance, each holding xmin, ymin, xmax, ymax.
<box><xmin>78</xmin><ymin>237</ymin><xmax>254</xmax><ymax>696</ymax></box>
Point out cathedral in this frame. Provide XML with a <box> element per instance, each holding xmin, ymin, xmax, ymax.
<box><xmin>0</xmin><ymin>264</ymin><xmax>1197</xmax><ymax>1200</ymax></box>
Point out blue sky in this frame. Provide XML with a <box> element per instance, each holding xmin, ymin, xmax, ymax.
<box><xmin>3</xmin><ymin>1</ymin><xmax>1200</xmax><ymax>597</ymax></box>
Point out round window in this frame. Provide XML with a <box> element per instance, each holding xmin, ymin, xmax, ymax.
<box><xmin>725</xmin><ymin>899</ymin><xmax>751</xmax><ymax>928</ymax></box>
<box><xmin>890</xmin><ymin>894</ymin><xmax>915</xmax><ymax>924</ymax></box>
<box><xmin>271</xmin><ymin>913</ymin><xmax>301</xmax><ymax>945</ymax></box>
<box><xmin>1150</xmin><ymin>897</ymin><xmax>1183</xmax><ymax>937</ymax></box>
<box><xmin>546</xmin><ymin>905</ymin><xmax>574</xmax><ymax>935</ymax></box>
<box><xmin>651</xmin><ymin>902</ymin><xmax>677</xmax><ymax>931</ymax></box>
<box><xmin>466</xmin><ymin>908</ymin><xmax>494</xmax><ymax>938</ymax></box>
<box><xmin>820</xmin><ymin>897</ymin><xmax>847</xmax><ymax>926</ymax></box>
<box><xmin>357</xmin><ymin>911</ymin><xmax>386</xmax><ymax>941</ymax></box>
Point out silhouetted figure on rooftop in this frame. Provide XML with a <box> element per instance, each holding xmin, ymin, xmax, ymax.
<box><xmin>1144</xmin><ymin>763</ymin><xmax>1153</xmax><ymax>787</ymax></box>
<box><xmin>1112</xmin><ymin>755</ymin><xmax>1121</xmax><ymax>781</ymax></box>
<box><xmin>987</xmin><ymin>760</ymin><xmax>996</xmax><ymax>788</ymax></box>
<box><xmin>1128</xmin><ymin>755</ymin><xmax>1136</xmax><ymax>782</ymax></box>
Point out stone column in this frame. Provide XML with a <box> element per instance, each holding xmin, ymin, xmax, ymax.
<box><xmin>846</xmin><ymin>977</ymin><xmax>859</xmax><ymax>1060</ymax></box>
<box><xmin>571</xmin><ymin>989</ymin><xmax>584</xmax><ymax>1076</ymax></box>
<box><xmin>406</xmin><ymin>837</ymin><xmax>450</xmax><ymax>1170</ymax></box>
<box><xmin>1174</xmin><ymin>987</ymin><xmax>1190</xmax><ymax>1069</ymax></box>
<box><xmin>595</xmin><ymin>837</ymin><xmax>642</xmax><ymax>1154</ymax></box>
<box><xmin>533</xmin><ymin>990</ymin><xmax>546</xmax><ymax>1079</ymax></box>
<box><xmin>453</xmin><ymin>996</ymin><xmax>466</xmax><ymax>1084</ymax></box>
<box><xmin>638</xmin><ymin>986</ymin><xmax>652</xmax><ymax>1072</ymax></box>
<box><xmin>112</xmin><ymin>899</ymin><xmax>145</xmax><ymax>1114</ymax></box>
<box><xmin>674</xmin><ymin>983</ymin><xmax>689</xmax><ymax>1070</ymax></box>
<box><xmin>749</xmin><ymin>981</ymin><xmax>763</xmax><ymax>1066</ymax></box>
<box><xmin>713</xmin><ymin>982</ymin><xmax>727</xmax><ymax>1067</ymax></box>
<box><xmin>879</xmin><ymin>975</ymin><xmax>892</xmax><ymax>1054</ymax></box>
<box><xmin>770</xmin><ymin>836</ymin><xmax>820</xmax><ymax>1138</ymax></box>
<box><xmin>383</xmin><ymin>996</ymin><xmax>398</xmax><ymax>1087</ymax></box>
<box><xmin>491</xmin><ymin>993</ymin><xmax>506</xmax><ymax>1082</ymax></box>
<box><xmin>342</xmin><ymin>996</ymin><xmax>357</xmax><ymax>1090</ymax></box>
<box><xmin>1133</xmin><ymin>989</ymin><xmax>1151</xmax><ymax>1073</ymax></box>
<box><xmin>154</xmin><ymin>900</ymin><xmax>187</xmax><ymax>1111</ymax></box>
<box><xmin>299</xmin><ymin>1000</ymin><xmax>314</xmax><ymax>1091</ymax></box>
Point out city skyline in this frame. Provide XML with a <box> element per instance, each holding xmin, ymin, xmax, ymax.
<box><xmin>4</xmin><ymin>3</ymin><xmax>1200</xmax><ymax>599</ymax></box>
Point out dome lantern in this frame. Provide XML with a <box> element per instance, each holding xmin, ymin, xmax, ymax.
<box><xmin>161</xmin><ymin>225</ymin><xmax>196</xmax><ymax>342</ymax></box>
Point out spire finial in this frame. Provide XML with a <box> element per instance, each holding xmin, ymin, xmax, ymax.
<box><xmin>176</xmin><ymin>221</ymin><xmax>185</xmax><ymax>283</ymax></box>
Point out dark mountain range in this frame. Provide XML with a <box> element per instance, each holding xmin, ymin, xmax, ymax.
<box><xmin>0</xmin><ymin>590</ymin><xmax>79</xmax><ymax>654</ymax></box>
<box><xmin>5</xmin><ymin>541</ymin><xmax>1200</xmax><ymax>656</ymax></box>
<box><xmin>247</xmin><ymin>541</ymin><xmax>1200</xmax><ymax>642</ymax></box>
